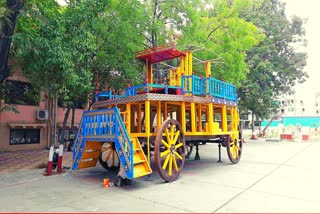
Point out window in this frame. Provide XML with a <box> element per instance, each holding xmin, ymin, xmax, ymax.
<box><xmin>3</xmin><ymin>80</ymin><xmax>39</xmax><ymax>106</ymax></box>
<box><xmin>10</xmin><ymin>129</ymin><xmax>40</xmax><ymax>145</ymax></box>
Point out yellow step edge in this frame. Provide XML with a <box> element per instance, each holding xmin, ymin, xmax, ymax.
<box><xmin>134</xmin><ymin>159</ymin><xmax>145</xmax><ymax>164</ymax></box>
<box><xmin>134</xmin><ymin>171</ymin><xmax>152</xmax><ymax>178</ymax></box>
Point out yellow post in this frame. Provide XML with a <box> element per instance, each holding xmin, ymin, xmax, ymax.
<box><xmin>164</xmin><ymin>103</ymin><xmax>167</xmax><ymax>121</ymax></box>
<box><xmin>188</xmin><ymin>51</ymin><xmax>193</xmax><ymax>75</ymax></box>
<box><xmin>222</xmin><ymin>105</ymin><xmax>227</xmax><ymax>132</ymax></box>
<box><xmin>157</xmin><ymin>101</ymin><xmax>161</xmax><ymax>132</ymax></box>
<box><xmin>205</xmin><ymin>61</ymin><xmax>211</xmax><ymax>77</ymax></box>
<box><xmin>181</xmin><ymin>102</ymin><xmax>186</xmax><ymax>132</ymax></box>
<box><xmin>180</xmin><ymin>56</ymin><xmax>185</xmax><ymax>74</ymax></box>
<box><xmin>205</xmin><ymin>61</ymin><xmax>211</xmax><ymax>96</ymax></box>
<box><xmin>169</xmin><ymin>69</ymin><xmax>173</xmax><ymax>85</ymax></box>
<box><xmin>126</xmin><ymin>103</ymin><xmax>131</xmax><ymax>134</ymax></box>
<box><xmin>185</xmin><ymin>53</ymin><xmax>189</xmax><ymax>76</ymax></box>
<box><xmin>191</xmin><ymin>102</ymin><xmax>196</xmax><ymax>133</ymax></box>
<box><xmin>208</xmin><ymin>103</ymin><xmax>213</xmax><ymax>133</ymax></box>
<box><xmin>145</xmin><ymin>100</ymin><xmax>151</xmax><ymax>163</ymax></box>
<box><xmin>197</xmin><ymin>104</ymin><xmax>202</xmax><ymax>131</ymax></box>
<box><xmin>138</xmin><ymin>104</ymin><xmax>142</xmax><ymax>133</ymax></box>
<box><xmin>176</xmin><ymin>67</ymin><xmax>181</xmax><ymax>86</ymax></box>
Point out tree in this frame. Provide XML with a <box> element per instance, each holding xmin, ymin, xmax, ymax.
<box><xmin>12</xmin><ymin>0</ymin><xmax>146</xmax><ymax>146</ymax></box>
<box><xmin>139</xmin><ymin>0</ymin><xmax>201</xmax><ymax>48</ymax></box>
<box><xmin>0</xmin><ymin>0</ymin><xmax>23</xmax><ymax>83</ymax></box>
<box><xmin>178</xmin><ymin>0</ymin><xmax>265</xmax><ymax>85</ymax></box>
<box><xmin>238</xmin><ymin>0</ymin><xmax>308</xmax><ymax>137</ymax></box>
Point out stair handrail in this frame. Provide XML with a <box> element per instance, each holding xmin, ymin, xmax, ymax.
<box><xmin>113</xmin><ymin>107</ymin><xmax>134</xmax><ymax>177</ymax></box>
<box><xmin>72</xmin><ymin>115</ymin><xmax>84</xmax><ymax>164</ymax></box>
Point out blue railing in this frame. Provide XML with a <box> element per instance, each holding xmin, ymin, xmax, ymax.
<box><xmin>96</xmin><ymin>75</ymin><xmax>237</xmax><ymax>102</ymax></box>
<box><xmin>95</xmin><ymin>90</ymin><xmax>127</xmax><ymax>102</ymax></box>
<box><xmin>72</xmin><ymin>107</ymin><xmax>134</xmax><ymax>178</ymax></box>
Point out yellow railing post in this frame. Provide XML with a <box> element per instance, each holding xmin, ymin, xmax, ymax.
<box><xmin>164</xmin><ymin>103</ymin><xmax>168</xmax><ymax>121</ymax></box>
<box><xmin>188</xmin><ymin>51</ymin><xmax>193</xmax><ymax>75</ymax></box>
<box><xmin>191</xmin><ymin>102</ymin><xmax>196</xmax><ymax>133</ymax></box>
<box><xmin>138</xmin><ymin>104</ymin><xmax>142</xmax><ymax>133</ymax></box>
<box><xmin>145</xmin><ymin>100</ymin><xmax>151</xmax><ymax>163</ymax></box>
<box><xmin>181</xmin><ymin>102</ymin><xmax>186</xmax><ymax>132</ymax></box>
<box><xmin>205</xmin><ymin>61</ymin><xmax>211</xmax><ymax>77</ymax></box>
<box><xmin>208</xmin><ymin>103</ymin><xmax>213</xmax><ymax>133</ymax></box>
<box><xmin>157</xmin><ymin>101</ymin><xmax>161</xmax><ymax>132</ymax></box>
<box><xmin>197</xmin><ymin>104</ymin><xmax>202</xmax><ymax>131</ymax></box>
<box><xmin>185</xmin><ymin>53</ymin><xmax>189</xmax><ymax>76</ymax></box>
<box><xmin>126</xmin><ymin>103</ymin><xmax>131</xmax><ymax>134</ymax></box>
<box><xmin>222</xmin><ymin>105</ymin><xmax>227</xmax><ymax>132</ymax></box>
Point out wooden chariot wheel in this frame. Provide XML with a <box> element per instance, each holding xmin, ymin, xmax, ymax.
<box><xmin>226</xmin><ymin>132</ymin><xmax>243</xmax><ymax>164</ymax></box>
<box><xmin>98</xmin><ymin>142</ymin><xmax>120</xmax><ymax>171</ymax></box>
<box><xmin>154</xmin><ymin>119</ymin><xmax>186</xmax><ymax>182</ymax></box>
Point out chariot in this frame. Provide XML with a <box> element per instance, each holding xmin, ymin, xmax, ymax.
<box><xmin>72</xmin><ymin>43</ymin><xmax>242</xmax><ymax>182</ymax></box>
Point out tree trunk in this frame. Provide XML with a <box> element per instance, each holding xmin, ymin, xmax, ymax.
<box><xmin>70</xmin><ymin>105</ymin><xmax>75</xmax><ymax>133</ymax></box>
<box><xmin>250</xmin><ymin>112</ymin><xmax>257</xmax><ymax>140</ymax></box>
<box><xmin>251</xmin><ymin>112</ymin><xmax>254</xmax><ymax>133</ymax></box>
<box><xmin>260</xmin><ymin>110</ymin><xmax>280</xmax><ymax>137</ymax></box>
<box><xmin>58</xmin><ymin>104</ymin><xmax>72</xmax><ymax>145</ymax></box>
<box><xmin>48</xmin><ymin>96</ymin><xmax>54</xmax><ymax>147</ymax></box>
<box><xmin>0</xmin><ymin>0</ymin><xmax>24</xmax><ymax>83</ymax></box>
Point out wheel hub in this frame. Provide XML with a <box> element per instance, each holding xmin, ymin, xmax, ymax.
<box><xmin>170</xmin><ymin>144</ymin><xmax>175</xmax><ymax>154</ymax></box>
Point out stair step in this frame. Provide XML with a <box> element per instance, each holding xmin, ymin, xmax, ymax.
<box><xmin>133</xmin><ymin>162</ymin><xmax>152</xmax><ymax>178</ymax></box>
<box><xmin>134</xmin><ymin>171</ymin><xmax>152</xmax><ymax>178</ymax></box>
<box><xmin>78</xmin><ymin>159</ymin><xmax>98</xmax><ymax>169</ymax></box>
<box><xmin>133</xmin><ymin>152</ymin><xmax>145</xmax><ymax>164</ymax></box>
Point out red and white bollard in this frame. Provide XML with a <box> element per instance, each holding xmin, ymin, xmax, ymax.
<box><xmin>57</xmin><ymin>144</ymin><xmax>63</xmax><ymax>173</ymax></box>
<box><xmin>46</xmin><ymin>145</ymin><xmax>54</xmax><ymax>175</ymax></box>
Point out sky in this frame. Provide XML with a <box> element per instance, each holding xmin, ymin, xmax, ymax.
<box><xmin>283</xmin><ymin>0</ymin><xmax>320</xmax><ymax>111</ymax></box>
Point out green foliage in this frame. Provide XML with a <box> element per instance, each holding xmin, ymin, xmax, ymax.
<box><xmin>13</xmin><ymin>0</ymin><xmax>145</xmax><ymax>103</ymax></box>
<box><xmin>0</xmin><ymin>0</ymin><xmax>13</xmax><ymax>37</ymax></box>
<box><xmin>178</xmin><ymin>0</ymin><xmax>265</xmax><ymax>85</ymax></box>
<box><xmin>0</xmin><ymin>80</ymin><xmax>19</xmax><ymax>113</ymax></box>
<box><xmin>238</xmin><ymin>0</ymin><xmax>308</xmax><ymax>119</ymax></box>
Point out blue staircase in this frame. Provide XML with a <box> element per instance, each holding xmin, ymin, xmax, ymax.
<box><xmin>72</xmin><ymin>107</ymin><xmax>148</xmax><ymax>179</ymax></box>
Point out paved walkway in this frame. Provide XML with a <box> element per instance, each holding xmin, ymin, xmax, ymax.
<box><xmin>1</xmin><ymin>140</ymin><xmax>320</xmax><ymax>212</ymax></box>
<box><xmin>0</xmin><ymin>149</ymin><xmax>73</xmax><ymax>174</ymax></box>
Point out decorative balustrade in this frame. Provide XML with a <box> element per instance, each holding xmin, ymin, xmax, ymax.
<box><xmin>95</xmin><ymin>75</ymin><xmax>237</xmax><ymax>102</ymax></box>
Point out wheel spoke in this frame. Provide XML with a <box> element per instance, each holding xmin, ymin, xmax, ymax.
<box><xmin>236</xmin><ymin>145</ymin><xmax>241</xmax><ymax>152</ymax></box>
<box><xmin>161</xmin><ymin>139</ymin><xmax>170</xmax><ymax>149</ymax></box>
<box><xmin>170</xmin><ymin>124</ymin><xmax>175</xmax><ymax>141</ymax></box>
<box><xmin>112</xmin><ymin>150</ymin><xmax>115</xmax><ymax>166</ymax></box>
<box><xmin>175</xmin><ymin>142</ymin><xmax>183</xmax><ymax>149</ymax></box>
<box><xmin>162</xmin><ymin>154</ymin><xmax>171</xmax><ymax>170</ymax></box>
<box><xmin>165</xmin><ymin>128</ymin><xmax>171</xmax><ymax>144</ymax></box>
<box><xmin>161</xmin><ymin>149</ymin><xmax>170</xmax><ymax>157</ymax></box>
<box><xmin>168</xmin><ymin>155</ymin><xmax>173</xmax><ymax>176</ymax></box>
<box><xmin>101</xmin><ymin>146</ymin><xmax>111</xmax><ymax>153</ymax></box>
<box><xmin>231</xmin><ymin>148</ymin><xmax>237</xmax><ymax>159</ymax></box>
<box><xmin>105</xmin><ymin>150</ymin><xmax>112</xmax><ymax>162</ymax></box>
<box><xmin>172</xmin><ymin>156</ymin><xmax>179</xmax><ymax>172</ymax></box>
<box><xmin>172</xmin><ymin>130</ymin><xmax>180</xmax><ymax>144</ymax></box>
<box><xmin>174</xmin><ymin>151</ymin><xmax>183</xmax><ymax>160</ymax></box>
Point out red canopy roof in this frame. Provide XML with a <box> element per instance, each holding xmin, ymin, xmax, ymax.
<box><xmin>135</xmin><ymin>43</ymin><xmax>185</xmax><ymax>64</ymax></box>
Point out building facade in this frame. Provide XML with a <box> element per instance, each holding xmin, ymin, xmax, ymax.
<box><xmin>0</xmin><ymin>68</ymin><xmax>84</xmax><ymax>151</ymax></box>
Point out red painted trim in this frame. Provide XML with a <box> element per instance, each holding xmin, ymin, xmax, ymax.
<box><xmin>57</xmin><ymin>156</ymin><xmax>62</xmax><ymax>173</ymax></box>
